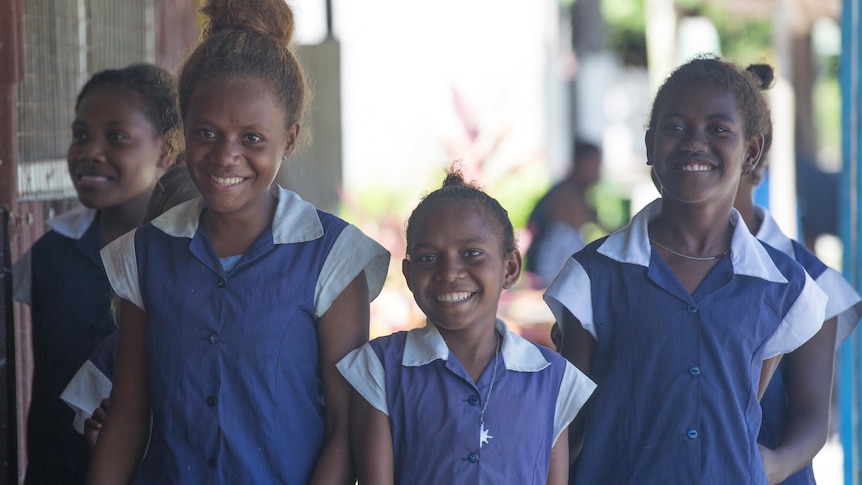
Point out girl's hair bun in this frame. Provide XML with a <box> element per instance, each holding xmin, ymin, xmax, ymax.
<box><xmin>200</xmin><ymin>0</ymin><xmax>295</xmax><ymax>45</ymax></box>
<box><xmin>442</xmin><ymin>170</ymin><xmax>467</xmax><ymax>188</ymax></box>
<box><xmin>441</xmin><ymin>163</ymin><xmax>482</xmax><ymax>191</ymax></box>
<box><xmin>746</xmin><ymin>64</ymin><xmax>776</xmax><ymax>90</ymax></box>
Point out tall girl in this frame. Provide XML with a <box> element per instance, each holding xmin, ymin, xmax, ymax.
<box><xmin>732</xmin><ymin>65</ymin><xmax>862</xmax><ymax>485</ymax></box>
<box><xmin>87</xmin><ymin>0</ymin><xmax>389</xmax><ymax>483</ymax></box>
<box><xmin>545</xmin><ymin>56</ymin><xmax>828</xmax><ymax>483</ymax></box>
<box><xmin>13</xmin><ymin>63</ymin><xmax>179</xmax><ymax>484</ymax></box>
<box><xmin>338</xmin><ymin>169</ymin><xmax>595</xmax><ymax>484</ymax></box>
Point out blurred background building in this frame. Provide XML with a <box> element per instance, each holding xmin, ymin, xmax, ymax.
<box><xmin>0</xmin><ymin>0</ymin><xmax>858</xmax><ymax>483</ymax></box>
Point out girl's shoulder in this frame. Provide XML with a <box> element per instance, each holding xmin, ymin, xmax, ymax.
<box><xmin>755</xmin><ymin>237</ymin><xmax>809</xmax><ymax>284</ymax></box>
<box><xmin>366</xmin><ymin>330</ymin><xmax>412</xmax><ymax>367</ymax></box>
<box><xmin>788</xmin><ymin>239</ymin><xmax>828</xmax><ymax>280</ymax></box>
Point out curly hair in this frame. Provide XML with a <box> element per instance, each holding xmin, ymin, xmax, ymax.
<box><xmin>76</xmin><ymin>63</ymin><xmax>182</xmax><ymax>160</ymax></box>
<box><xmin>648</xmin><ymin>55</ymin><xmax>773</xmax><ymax>151</ymax></box>
<box><xmin>405</xmin><ymin>165</ymin><xmax>516</xmax><ymax>255</ymax></box>
<box><xmin>177</xmin><ymin>0</ymin><xmax>310</xmax><ymax>149</ymax></box>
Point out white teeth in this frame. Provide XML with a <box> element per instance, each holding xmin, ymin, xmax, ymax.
<box><xmin>79</xmin><ymin>174</ymin><xmax>110</xmax><ymax>182</ymax></box>
<box><xmin>682</xmin><ymin>163</ymin><xmax>712</xmax><ymax>172</ymax></box>
<box><xmin>436</xmin><ymin>292</ymin><xmax>472</xmax><ymax>303</ymax></box>
<box><xmin>210</xmin><ymin>175</ymin><xmax>244</xmax><ymax>186</ymax></box>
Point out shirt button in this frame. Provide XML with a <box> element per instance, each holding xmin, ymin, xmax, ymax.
<box><xmin>216</xmin><ymin>279</ymin><xmax>226</xmax><ymax>288</ymax></box>
<box><xmin>467</xmin><ymin>452</ymin><xmax>479</xmax><ymax>463</ymax></box>
<box><xmin>467</xmin><ymin>395</ymin><xmax>480</xmax><ymax>406</ymax></box>
<box><xmin>686</xmin><ymin>304</ymin><xmax>698</xmax><ymax>313</ymax></box>
<box><xmin>206</xmin><ymin>395</ymin><xmax>218</xmax><ymax>406</ymax></box>
<box><xmin>688</xmin><ymin>366</ymin><xmax>700</xmax><ymax>376</ymax></box>
<box><xmin>687</xmin><ymin>429</ymin><xmax>698</xmax><ymax>439</ymax></box>
<box><xmin>209</xmin><ymin>333</ymin><xmax>220</xmax><ymax>344</ymax></box>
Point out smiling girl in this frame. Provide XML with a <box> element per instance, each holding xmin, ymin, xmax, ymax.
<box><xmin>338</xmin><ymin>168</ymin><xmax>595</xmax><ymax>485</ymax></box>
<box><xmin>544</xmin><ymin>56</ymin><xmax>828</xmax><ymax>483</ymax></box>
<box><xmin>13</xmin><ymin>63</ymin><xmax>179</xmax><ymax>485</ymax></box>
<box><xmin>86</xmin><ymin>0</ymin><xmax>389</xmax><ymax>483</ymax></box>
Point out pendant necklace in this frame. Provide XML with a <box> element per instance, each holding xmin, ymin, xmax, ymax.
<box><xmin>649</xmin><ymin>238</ymin><xmax>728</xmax><ymax>262</ymax></box>
<box><xmin>479</xmin><ymin>330</ymin><xmax>501</xmax><ymax>448</ymax></box>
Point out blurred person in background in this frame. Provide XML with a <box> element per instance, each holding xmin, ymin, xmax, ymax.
<box><xmin>526</xmin><ymin>139</ymin><xmax>605</xmax><ymax>287</ymax></box>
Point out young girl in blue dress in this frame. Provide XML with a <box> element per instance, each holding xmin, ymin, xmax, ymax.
<box><xmin>13</xmin><ymin>63</ymin><xmax>179</xmax><ymax>485</ymax></box>
<box><xmin>87</xmin><ymin>0</ymin><xmax>389</xmax><ymax>483</ymax></box>
<box><xmin>544</xmin><ymin>56</ymin><xmax>828</xmax><ymax>483</ymax></box>
<box><xmin>338</xmin><ymin>168</ymin><xmax>595</xmax><ymax>485</ymax></box>
<box><xmin>731</xmin><ymin>64</ymin><xmax>862</xmax><ymax>485</ymax></box>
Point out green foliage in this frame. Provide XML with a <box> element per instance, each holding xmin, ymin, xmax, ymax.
<box><xmin>814</xmin><ymin>71</ymin><xmax>841</xmax><ymax>159</ymax></box>
<box><xmin>597</xmin><ymin>0</ymin><xmax>775</xmax><ymax>66</ymax></box>
<box><xmin>699</xmin><ymin>5</ymin><xmax>774</xmax><ymax>63</ymax></box>
<box><xmin>494</xmin><ymin>169</ymin><xmax>552</xmax><ymax>232</ymax></box>
<box><xmin>600</xmin><ymin>0</ymin><xmax>648</xmax><ymax>65</ymax></box>
<box><xmin>589</xmin><ymin>181</ymin><xmax>629</xmax><ymax>231</ymax></box>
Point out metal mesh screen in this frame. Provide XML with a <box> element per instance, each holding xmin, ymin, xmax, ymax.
<box><xmin>17</xmin><ymin>0</ymin><xmax>154</xmax><ymax>201</ymax></box>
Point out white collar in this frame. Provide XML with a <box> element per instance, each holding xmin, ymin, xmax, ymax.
<box><xmin>46</xmin><ymin>205</ymin><xmax>96</xmax><ymax>240</ymax></box>
<box><xmin>402</xmin><ymin>319</ymin><xmax>550</xmax><ymax>372</ymax></box>
<box><xmin>597</xmin><ymin>198</ymin><xmax>787</xmax><ymax>283</ymax></box>
<box><xmin>151</xmin><ymin>185</ymin><xmax>324</xmax><ymax>244</ymax></box>
<box><xmin>752</xmin><ymin>206</ymin><xmax>795</xmax><ymax>256</ymax></box>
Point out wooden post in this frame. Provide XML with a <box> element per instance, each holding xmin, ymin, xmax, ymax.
<box><xmin>0</xmin><ymin>1</ymin><xmax>23</xmax><ymax>482</ymax></box>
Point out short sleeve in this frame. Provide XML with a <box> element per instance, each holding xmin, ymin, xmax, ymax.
<box><xmin>762</xmin><ymin>270</ymin><xmax>828</xmax><ymax>358</ymax></box>
<box><xmin>12</xmin><ymin>249</ymin><xmax>31</xmax><ymax>304</ymax></box>
<box><xmin>553</xmin><ymin>361</ymin><xmax>596</xmax><ymax>445</ymax></box>
<box><xmin>336</xmin><ymin>343</ymin><xmax>389</xmax><ymax>416</ymax></box>
<box><xmin>543</xmin><ymin>257</ymin><xmax>596</xmax><ymax>339</ymax></box>
<box><xmin>315</xmin><ymin>225</ymin><xmax>390</xmax><ymax>317</ymax></box>
<box><xmin>816</xmin><ymin>267</ymin><xmax>862</xmax><ymax>348</ymax></box>
<box><xmin>100</xmin><ymin>230</ymin><xmax>144</xmax><ymax>311</ymax></box>
<box><xmin>60</xmin><ymin>360</ymin><xmax>113</xmax><ymax>435</ymax></box>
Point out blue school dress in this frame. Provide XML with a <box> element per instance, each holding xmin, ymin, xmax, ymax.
<box><xmin>544</xmin><ymin>199</ymin><xmax>827</xmax><ymax>484</ymax></box>
<box><xmin>101</xmin><ymin>186</ymin><xmax>389</xmax><ymax>484</ymax></box>
<box><xmin>13</xmin><ymin>206</ymin><xmax>113</xmax><ymax>485</ymax></box>
<box><xmin>754</xmin><ymin>206</ymin><xmax>862</xmax><ymax>485</ymax></box>
<box><xmin>337</xmin><ymin>319</ymin><xmax>595</xmax><ymax>485</ymax></box>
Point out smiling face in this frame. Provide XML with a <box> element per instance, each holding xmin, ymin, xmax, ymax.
<box><xmin>184</xmin><ymin>76</ymin><xmax>298</xmax><ymax>219</ymax></box>
<box><xmin>67</xmin><ymin>87</ymin><xmax>169</xmax><ymax>209</ymax></box>
<box><xmin>646</xmin><ymin>82</ymin><xmax>763</xmax><ymax>207</ymax></box>
<box><xmin>402</xmin><ymin>200</ymin><xmax>521</xmax><ymax>335</ymax></box>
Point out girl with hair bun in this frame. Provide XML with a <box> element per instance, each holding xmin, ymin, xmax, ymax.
<box><xmin>545</xmin><ymin>56</ymin><xmax>828</xmax><ymax>483</ymax></box>
<box><xmin>87</xmin><ymin>0</ymin><xmax>389</xmax><ymax>483</ymax></box>
<box><xmin>338</xmin><ymin>166</ymin><xmax>595</xmax><ymax>484</ymax></box>
<box><xmin>735</xmin><ymin>64</ymin><xmax>862</xmax><ymax>484</ymax></box>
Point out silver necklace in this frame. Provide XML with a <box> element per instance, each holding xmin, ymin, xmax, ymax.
<box><xmin>649</xmin><ymin>238</ymin><xmax>728</xmax><ymax>262</ymax></box>
<box><xmin>479</xmin><ymin>331</ymin><xmax>501</xmax><ymax>448</ymax></box>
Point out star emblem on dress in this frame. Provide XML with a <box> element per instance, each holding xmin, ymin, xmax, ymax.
<box><xmin>480</xmin><ymin>423</ymin><xmax>493</xmax><ymax>448</ymax></box>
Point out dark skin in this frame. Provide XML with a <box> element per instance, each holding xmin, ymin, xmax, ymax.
<box><xmin>557</xmin><ymin>82</ymin><xmax>782</xmax><ymax>467</ymax></box>
<box><xmin>97</xmin><ymin>190</ymin><xmax>159</xmax><ymax>247</ymax></box>
<box><xmin>735</xmin><ymin>170</ymin><xmax>838</xmax><ymax>484</ymax></box>
<box><xmin>89</xmin><ymin>78</ymin><xmax>367</xmax><ymax>484</ymax></box>
<box><xmin>350</xmin><ymin>201</ymin><xmax>568</xmax><ymax>485</ymax></box>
